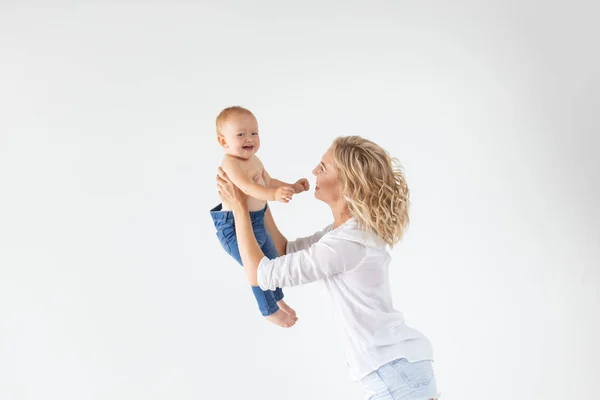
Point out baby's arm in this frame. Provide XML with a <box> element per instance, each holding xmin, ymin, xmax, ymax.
<box><xmin>264</xmin><ymin>170</ymin><xmax>292</xmax><ymax>189</ymax></box>
<box><xmin>264</xmin><ymin>169</ymin><xmax>310</xmax><ymax>194</ymax></box>
<box><xmin>222</xmin><ymin>158</ymin><xmax>294</xmax><ymax>203</ymax></box>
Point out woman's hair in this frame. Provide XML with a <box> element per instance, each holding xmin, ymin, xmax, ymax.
<box><xmin>331</xmin><ymin>136</ymin><xmax>410</xmax><ymax>247</ymax></box>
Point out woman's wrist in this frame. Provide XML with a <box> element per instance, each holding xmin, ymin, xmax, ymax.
<box><xmin>230</xmin><ymin>201</ymin><xmax>248</xmax><ymax>216</ymax></box>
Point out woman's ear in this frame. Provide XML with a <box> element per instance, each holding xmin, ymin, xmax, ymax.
<box><xmin>217</xmin><ymin>135</ymin><xmax>228</xmax><ymax>148</ymax></box>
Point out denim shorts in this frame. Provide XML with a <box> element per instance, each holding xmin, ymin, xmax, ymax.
<box><xmin>360</xmin><ymin>358</ymin><xmax>439</xmax><ymax>400</ymax></box>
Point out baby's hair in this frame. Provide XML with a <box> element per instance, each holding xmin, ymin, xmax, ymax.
<box><xmin>216</xmin><ymin>106</ymin><xmax>256</xmax><ymax>136</ymax></box>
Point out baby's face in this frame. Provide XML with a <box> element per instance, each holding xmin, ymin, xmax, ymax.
<box><xmin>220</xmin><ymin>113</ymin><xmax>260</xmax><ymax>159</ymax></box>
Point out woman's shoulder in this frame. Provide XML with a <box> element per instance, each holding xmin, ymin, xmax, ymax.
<box><xmin>325</xmin><ymin>219</ymin><xmax>388</xmax><ymax>251</ymax></box>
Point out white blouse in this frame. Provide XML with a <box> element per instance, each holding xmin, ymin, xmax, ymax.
<box><xmin>257</xmin><ymin>218</ymin><xmax>434</xmax><ymax>381</ymax></box>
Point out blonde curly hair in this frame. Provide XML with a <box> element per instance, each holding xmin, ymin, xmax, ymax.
<box><xmin>331</xmin><ymin>136</ymin><xmax>410</xmax><ymax>247</ymax></box>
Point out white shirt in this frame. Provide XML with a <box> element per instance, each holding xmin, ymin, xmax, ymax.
<box><xmin>257</xmin><ymin>218</ymin><xmax>434</xmax><ymax>381</ymax></box>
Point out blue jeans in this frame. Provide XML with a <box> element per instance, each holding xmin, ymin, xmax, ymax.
<box><xmin>210</xmin><ymin>203</ymin><xmax>284</xmax><ymax>317</ymax></box>
<box><xmin>360</xmin><ymin>359</ymin><xmax>438</xmax><ymax>400</ymax></box>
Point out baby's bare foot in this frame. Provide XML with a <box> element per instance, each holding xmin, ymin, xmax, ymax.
<box><xmin>265</xmin><ymin>309</ymin><xmax>296</xmax><ymax>328</ymax></box>
<box><xmin>277</xmin><ymin>300</ymin><xmax>298</xmax><ymax>321</ymax></box>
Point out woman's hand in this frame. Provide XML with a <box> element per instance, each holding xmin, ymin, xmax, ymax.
<box><xmin>216</xmin><ymin>167</ymin><xmax>248</xmax><ymax>212</ymax></box>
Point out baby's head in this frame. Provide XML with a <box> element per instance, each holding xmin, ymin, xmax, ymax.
<box><xmin>216</xmin><ymin>106</ymin><xmax>260</xmax><ymax>159</ymax></box>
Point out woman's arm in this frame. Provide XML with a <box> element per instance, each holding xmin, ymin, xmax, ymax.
<box><xmin>230</xmin><ymin>209</ymin><xmax>356</xmax><ymax>289</ymax></box>
<box><xmin>217</xmin><ymin>167</ymin><xmax>267</xmax><ymax>286</ymax></box>
<box><xmin>231</xmin><ymin>206</ymin><xmax>264</xmax><ymax>286</ymax></box>
<box><xmin>264</xmin><ymin>206</ymin><xmax>288</xmax><ymax>256</ymax></box>
<box><xmin>217</xmin><ymin>167</ymin><xmax>344</xmax><ymax>289</ymax></box>
<box><xmin>257</xmin><ymin>235</ymin><xmax>365</xmax><ymax>290</ymax></box>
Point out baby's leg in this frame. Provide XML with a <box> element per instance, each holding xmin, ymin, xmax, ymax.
<box><xmin>224</xmin><ymin>230</ymin><xmax>296</xmax><ymax>328</ymax></box>
<box><xmin>251</xmin><ymin>286</ymin><xmax>296</xmax><ymax>328</ymax></box>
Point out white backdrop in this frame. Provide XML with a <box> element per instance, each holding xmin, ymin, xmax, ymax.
<box><xmin>1</xmin><ymin>1</ymin><xmax>598</xmax><ymax>399</ymax></box>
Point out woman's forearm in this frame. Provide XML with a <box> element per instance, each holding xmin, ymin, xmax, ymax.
<box><xmin>232</xmin><ymin>206</ymin><xmax>264</xmax><ymax>286</ymax></box>
<box><xmin>264</xmin><ymin>206</ymin><xmax>288</xmax><ymax>256</ymax></box>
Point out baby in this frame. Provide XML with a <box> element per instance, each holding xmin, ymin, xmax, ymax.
<box><xmin>209</xmin><ymin>106</ymin><xmax>309</xmax><ymax>328</ymax></box>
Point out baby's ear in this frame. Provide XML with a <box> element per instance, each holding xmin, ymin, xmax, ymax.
<box><xmin>217</xmin><ymin>134</ymin><xmax>228</xmax><ymax>148</ymax></box>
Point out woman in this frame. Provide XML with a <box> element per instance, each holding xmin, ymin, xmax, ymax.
<box><xmin>216</xmin><ymin>136</ymin><xmax>439</xmax><ymax>400</ymax></box>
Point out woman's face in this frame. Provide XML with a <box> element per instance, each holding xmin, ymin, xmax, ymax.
<box><xmin>312</xmin><ymin>146</ymin><xmax>342</xmax><ymax>204</ymax></box>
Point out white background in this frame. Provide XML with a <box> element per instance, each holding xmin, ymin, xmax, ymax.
<box><xmin>1</xmin><ymin>1</ymin><xmax>598</xmax><ymax>399</ymax></box>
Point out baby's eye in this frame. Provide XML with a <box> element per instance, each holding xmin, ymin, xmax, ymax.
<box><xmin>252</xmin><ymin>132</ymin><xmax>258</xmax><ymax>135</ymax></box>
<box><xmin>237</xmin><ymin>133</ymin><xmax>244</xmax><ymax>136</ymax></box>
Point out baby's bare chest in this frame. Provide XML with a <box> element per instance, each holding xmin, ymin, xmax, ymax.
<box><xmin>243</xmin><ymin>159</ymin><xmax>266</xmax><ymax>185</ymax></box>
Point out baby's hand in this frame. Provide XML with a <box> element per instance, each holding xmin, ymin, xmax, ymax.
<box><xmin>275</xmin><ymin>186</ymin><xmax>295</xmax><ymax>203</ymax></box>
<box><xmin>293</xmin><ymin>178</ymin><xmax>310</xmax><ymax>193</ymax></box>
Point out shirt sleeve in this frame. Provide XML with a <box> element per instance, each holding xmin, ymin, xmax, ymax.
<box><xmin>257</xmin><ymin>235</ymin><xmax>366</xmax><ymax>290</ymax></box>
<box><xmin>286</xmin><ymin>224</ymin><xmax>333</xmax><ymax>254</ymax></box>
